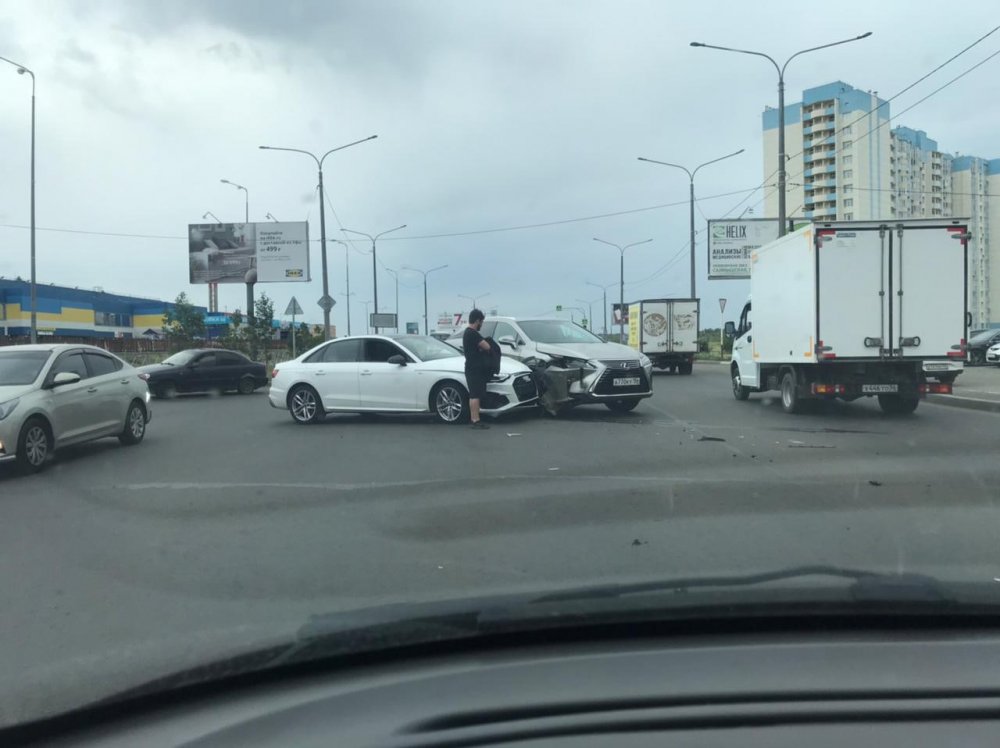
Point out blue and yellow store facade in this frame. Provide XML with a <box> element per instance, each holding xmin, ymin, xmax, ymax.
<box><xmin>0</xmin><ymin>279</ymin><xmax>205</xmax><ymax>340</ymax></box>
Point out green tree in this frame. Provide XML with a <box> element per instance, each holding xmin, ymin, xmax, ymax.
<box><xmin>163</xmin><ymin>292</ymin><xmax>205</xmax><ymax>349</ymax></box>
<box><xmin>290</xmin><ymin>322</ymin><xmax>324</xmax><ymax>355</ymax></box>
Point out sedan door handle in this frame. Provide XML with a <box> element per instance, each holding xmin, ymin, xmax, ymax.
<box><xmin>314</xmin><ymin>370</ymin><xmax>326</xmax><ymax>376</ymax></box>
<box><xmin>120</xmin><ymin>378</ymin><xmax>130</xmax><ymax>385</ymax></box>
<box><xmin>360</xmin><ymin>370</ymin><xmax>373</xmax><ymax>376</ymax></box>
<box><xmin>87</xmin><ymin>387</ymin><xmax>98</xmax><ymax>393</ymax></box>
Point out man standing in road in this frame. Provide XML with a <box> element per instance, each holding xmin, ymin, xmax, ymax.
<box><xmin>463</xmin><ymin>309</ymin><xmax>492</xmax><ymax>429</ymax></box>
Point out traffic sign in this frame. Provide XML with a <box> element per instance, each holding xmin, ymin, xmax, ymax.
<box><xmin>317</xmin><ymin>294</ymin><xmax>336</xmax><ymax>312</ymax></box>
<box><xmin>285</xmin><ymin>297</ymin><xmax>305</xmax><ymax>316</ymax></box>
<box><xmin>719</xmin><ymin>298</ymin><xmax>727</xmax><ymax>314</ymax></box>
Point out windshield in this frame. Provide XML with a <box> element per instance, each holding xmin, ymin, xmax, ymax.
<box><xmin>161</xmin><ymin>350</ymin><xmax>198</xmax><ymax>366</ymax></box>
<box><xmin>518</xmin><ymin>320</ymin><xmax>605</xmax><ymax>345</ymax></box>
<box><xmin>3</xmin><ymin>0</ymin><xmax>1000</xmax><ymax>733</ymax></box>
<box><xmin>969</xmin><ymin>329</ymin><xmax>998</xmax><ymax>344</ymax></box>
<box><xmin>0</xmin><ymin>351</ymin><xmax>51</xmax><ymax>385</ymax></box>
<box><xmin>392</xmin><ymin>335</ymin><xmax>462</xmax><ymax>361</ymax></box>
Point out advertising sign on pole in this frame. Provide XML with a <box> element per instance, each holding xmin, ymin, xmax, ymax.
<box><xmin>371</xmin><ymin>312</ymin><xmax>397</xmax><ymax>329</ymax></box>
<box><xmin>707</xmin><ymin>218</ymin><xmax>780</xmax><ymax>280</ymax></box>
<box><xmin>612</xmin><ymin>303</ymin><xmax>629</xmax><ymax>326</ymax></box>
<box><xmin>406</xmin><ymin>322</ymin><xmax>419</xmax><ymax>334</ymax></box>
<box><xmin>188</xmin><ymin>221</ymin><xmax>310</xmax><ymax>284</ymax></box>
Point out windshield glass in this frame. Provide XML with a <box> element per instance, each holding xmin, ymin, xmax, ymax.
<box><xmin>519</xmin><ymin>320</ymin><xmax>604</xmax><ymax>344</ymax></box>
<box><xmin>0</xmin><ymin>351</ymin><xmax>51</xmax><ymax>385</ymax></box>
<box><xmin>969</xmin><ymin>329</ymin><xmax>997</xmax><ymax>344</ymax></box>
<box><xmin>392</xmin><ymin>335</ymin><xmax>462</xmax><ymax>361</ymax></box>
<box><xmin>161</xmin><ymin>350</ymin><xmax>198</xmax><ymax>366</ymax></box>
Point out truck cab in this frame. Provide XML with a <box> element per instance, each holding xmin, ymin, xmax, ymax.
<box><xmin>728</xmin><ymin>300</ymin><xmax>756</xmax><ymax>394</ymax></box>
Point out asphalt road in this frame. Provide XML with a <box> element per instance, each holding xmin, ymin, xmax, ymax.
<box><xmin>2</xmin><ymin>363</ymin><xmax>1000</xmax><ymax>725</ymax></box>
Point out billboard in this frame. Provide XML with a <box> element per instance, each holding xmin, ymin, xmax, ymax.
<box><xmin>707</xmin><ymin>218</ymin><xmax>780</xmax><ymax>280</ymax></box>
<box><xmin>612</xmin><ymin>303</ymin><xmax>630</xmax><ymax>326</ymax></box>
<box><xmin>188</xmin><ymin>221</ymin><xmax>310</xmax><ymax>284</ymax></box>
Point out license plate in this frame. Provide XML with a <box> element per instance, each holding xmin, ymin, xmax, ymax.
<box><xmin>613</xmin><ymin>377</ymin><xmax>641</xmax><ymax>387</ymax></box>
<box><xmin>862</xmin><ymin>384</ymin><xmax>898</xmax><ymax>393</ymax></box>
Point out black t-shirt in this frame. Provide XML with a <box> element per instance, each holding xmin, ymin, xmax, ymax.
<box><xmin>463</xmin><ymin>327</ymin><xmax>485</xmax><ymax>371</ymax></box>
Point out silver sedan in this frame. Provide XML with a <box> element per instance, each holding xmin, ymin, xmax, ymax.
<box><xmin>0</xmin><ymin>344</ymin><xmax>152</xmax><ymax>473</ymax></box>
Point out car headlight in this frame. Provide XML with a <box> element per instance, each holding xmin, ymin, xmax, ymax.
<box><xmin>554</xmin><ymin>357</ymin><xmax>597</xmax><ymax>370</ymax></box>
<box><xmin>0</xmin><ymin>398</ymin><xmax>20</xmax><ymax>421</ymax></box>
<box><xmin>638</xmin><ymin>353</ymin><xmax>652</xmax><ymax>368</ymax></box>
<box><xmin>490</xmin><ymin>373</ymin><xmax>512</xmax><ymax>382</ymax></box>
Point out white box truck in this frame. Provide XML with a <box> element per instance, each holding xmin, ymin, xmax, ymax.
<box><xmin>724</xmin><ymin>220</ymin><xmax>968</xmax><ymax>414</ymax></box>
<box><xmin>627</xmin><ymin>299</ymin><xmax>700</xmax><ymax>375</ymax></box>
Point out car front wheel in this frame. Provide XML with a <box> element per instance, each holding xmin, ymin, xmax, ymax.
<box><xmin>432</xmin><ymin>381</ymin><xmax>469</xmax><ymax>424</ymax></box>
<box><xmin>17</xmin><ymin>417</ymin><xmax>52</xmax><ymax>474</ymax></box>
<box><xmin>604</xmin><ymin>399</ymin><xmax>639</xmax><ymax>413</ymax></box>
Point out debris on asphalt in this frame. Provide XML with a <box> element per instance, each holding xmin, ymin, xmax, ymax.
<box><xmin>697</xmin><ymin>436</ymin><xmax>726</xmax><ymax>442</ymax></box>
<box><xmin>868</xmin><ymin>480</ymin><xmax>883</xmax><ymax>487</ymax></box>
<box><xmin>506</xmin><ymin>433</ymin><xmax>522</xmax><ymax>437</ymax></box>
<box><xmin>548</xmin><ymin>467</ymin><xmax>560</xmax><ymax>471</ymax></box>
<box><xmin>788</xmin><ymin>444</ymin><xmax>835</xmax><ymax>449</ymax></box>
<box><xmin>632</xmin><ymin>539</ymin><xmax>647</xmax><ymax>546</ymax></box>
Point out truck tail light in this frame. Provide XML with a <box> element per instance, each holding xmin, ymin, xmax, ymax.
<box><xmin>811</xmin><ymin>383</ymin><xmax>845</xmax><ymax>395</ymax></box>
<box><xmin>815</xmin><ymin>340</ymin><xmax>836</xmax><ymax>360</ymax></box>
<box><xmin>919</xmin><ymin>383</ymin><xmax>953</xmax><ymax>394</ymax></box>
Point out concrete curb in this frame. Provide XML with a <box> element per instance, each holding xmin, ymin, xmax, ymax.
<box><xmin>926</xmin><ymin>394</ymin><xmax>1000</xmax><ymax>414</ymax></box>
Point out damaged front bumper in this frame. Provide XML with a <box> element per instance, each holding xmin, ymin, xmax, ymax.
<box><xmin>527</xmin><ymin>359</ymin><xmax>654</xmax><ymax>414</ymax></box>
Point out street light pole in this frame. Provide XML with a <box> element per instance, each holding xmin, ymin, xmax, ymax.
<box><xmin>1</xmin><ymin>55</ymin><xmax>36</xmax><ymax>343</ymax></box>
<box><xmin>361</xmin><ymin>300</ymin><xmax>372</xmax><ymax>333</ymax></box>
<box><xmin>586</xmin><ymin>281</ymin><xmax>616</xmax><ymax>337</ymax></box>
<box><xmin>386</xmin><ymin>268</ymin><xmax>400</xmax><ymax>332</ymax></box>
<box><xmin>342</xmin><ymin>225</ymin><xmax>407</xmax><ymax>333</ymax></box>
<box><xmin>265</xmin><ymin>212</ymin><xmax>279</xmax><ymax>222</ymax></box>
<box><xmin>259</xmin><ymin>135</ymin><xmax>378</xmax><ymax>340</ymax></box>
<box><xmin>339</xmin><ymin>292</ymin><xmax>355</xmax><ymax>335</ymax></box>
<box><xmin>403</xmin><ymin>264</ymin><xmax>448</xmax><ymax>335</ymax></box>
<box><xmin>638</xmin><ymin>149</ymin><xmax>744</xmax><ymax>299</ymax></box>
<box><xmin>575</xmin><ymin>297</ymin><xmax>600</xmax><ymax>330</ymax></box>
<box><xmin>220</xmin><ymin>179</ymin><xmax>249</xmax><ymax>223</ymax></box>
<box><xmin>690</xmin><ymin>32</ymin><xmax>871</xmax><ymax>236</ymax></box>
<box><xmin>593</xmin><ymin>238</ymin><xmax>652</xmax><ymax>341</ymax></box>
<box><xmin>330</xmin><ymin>239</ymin><xmax>351</xmax><ymax>335</ymax></box>
<box><xmin>459</xmin><ymin>292</ymin><xmax>490</xmax><ymax>310</ymax></box>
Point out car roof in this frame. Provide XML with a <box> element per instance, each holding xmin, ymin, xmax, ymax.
<box><xmin>0</xmin><ymin>343</ymin><xmax>118</xmax><ymax>354</ymax></box>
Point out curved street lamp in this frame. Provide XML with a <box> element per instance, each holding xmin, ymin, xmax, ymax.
<box><xmin>403</xmin><ymin>264</ymin><xmax>448</xmax><ymax>334</ymax></box>
<box><xmin>220</xmin><ymin>179</ymin><xmax>249</xmax><ymax>222</ymax></box>
<box><xmin>593</xmin><ymin>238</ymin><xmax>652</xmax><ymax>340</ymax></box>
<box><xmin>341</xmin><ymin>225</ymin><xmax>406</xmax><ymax>332</ymax></box>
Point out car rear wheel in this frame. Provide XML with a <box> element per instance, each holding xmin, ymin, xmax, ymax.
<box><xmin>17</xmin><ymin>417</ymin><xmax>51</xmax><ymax>474</ymax></box>
<box><xmin>604</xmin><ymin>399</ymin><xmax>640</xmax><ymax>413</ymax></box>
<box><xmin>432</xmin><ymin>382</ymin><xmax>469</xmax><ymax>424</ymax></box>
<box><xmin>119</xmin><ymin>401</ymin><xmax>147</xmax><ymax>445</ymax></box>
<box><xmin>780</xmin><ymin>371</ymin><xmax>801</xmax><ymax>414</ymax></box>
<box><xmin>678</xmin><ymin>361</ymin><xmax>693</xmax><ymax>375</ymax></box>
<box><xmin>237</xmin><ymin>376</ymin><xmax>256</xmax><ymax>395</ymax></box>
<box><xmin>289</xmin><ymin>385</ymin><xmax>323</xmax><ymax>424</ymax></box>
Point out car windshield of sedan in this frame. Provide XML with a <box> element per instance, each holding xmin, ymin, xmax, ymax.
<box><xmin>161</xmin><ymin>350</ymin><xmax>198</xmax><ymax>366</ymax></box>
<box><xmin>518</xmin><ymin>320</ymin><xmax>605</xmax><ymax>345</ymax></box>
<box><xmin>0</xmin><ymin>351</ymin><xmax>50</xmax><ymax>385</ymax></box>
<box><xmin>969</xmin><ymin>329</ymin><xmax>998</xmax><ymax>344</ymax></box>
<box><xmin>393</xmin><ymin>335</ymin><xmax>463</xmax><ymax>361</ymax></box>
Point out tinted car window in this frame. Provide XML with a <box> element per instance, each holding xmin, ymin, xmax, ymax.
<box><xmin>321</xmin><ymin>339</ymin><xmax>362</xmax><ymax>363</ymax></box>
<box><xmin>217</xmin><ymin>352</ymin><xmax>244</xmax><ymax>366</ymax></box>
<box><xmin>52</xmin><ymin>351</ymin><xmax>90</xmax><ymax>380</ymax></box>
<box><xmin>84</xmin><ymin>352</ymin><xmax>121</xmax><ymax>377</ymax></box>
<box><xmin>365</xmin><ymin>339</ymin><xmax>407</xmax><ymax>363</ymax></box>
<box><xmin>193</xmin><ymin>353</ymin><xmax>217</xmax><ymax>368</ymax></box>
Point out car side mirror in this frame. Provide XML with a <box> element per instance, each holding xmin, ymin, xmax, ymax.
<box><xmin>387</xmin><ymin>354</ymin><xmax>407</xmax><ymax>366</ymax></box>
<box><xmin>723</xmin><ymin>321</ymin><xmax>737</xmax><ymax>339</ymax></box>
<box><xmin>498</xmin><ymin>336</ymin><xmax>517</xmax><ymax>348</ymax></box>
<box><xmin>50</xmin><ymin>371</ymin><xmax>81</xmax><ymax>388</ymax></box>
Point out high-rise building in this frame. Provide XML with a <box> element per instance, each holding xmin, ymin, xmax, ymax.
<box><xmin>761</xmin><ymin>81</ymin><xmax>998</xmax><ymax>328</ymax></box>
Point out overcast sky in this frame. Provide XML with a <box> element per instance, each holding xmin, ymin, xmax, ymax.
<box><xmin>1</xmin><ymin>0</ymin><xmax>997</xmax><ymax>332</ymax></box>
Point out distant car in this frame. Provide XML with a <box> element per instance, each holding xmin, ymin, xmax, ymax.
<box><xmin>449</xmin><ymin>317</ymin><xmax>654</xmax><ymax>414</ymax></box>
<box><xmin>922</xmin><ymin>360</ymin><xmax>963</xmax><ymax>385</ymax></box>
<box><xmin>139</xmin><ymin>349</ymin><xmax>269</xmax><ymax>398</ymax></box>
<box><xmin>0</xmin><ymin>344</ymin><xmax>151</xmax><ymax>473</ymax></box>
<box><xmin>967</xmin><ymin>329</ymin><xmax>1000</xmax><ymax>365</ymax></box>
<box><xmin>269</xmin><ymin>335</ymin><xmax>538</xmax><ymax>424</ymax></box>
<box><xmin>987</xmin><ymin>342</ymin><xmax>1000</xmax><ymax>365</ymax></box>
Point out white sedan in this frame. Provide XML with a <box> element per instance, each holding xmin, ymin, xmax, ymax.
<box><xmin>987</xmin><ymin>342</ymin><xmax>1000</xmax><ymax>365</ymax></box>
<box><xmin>269</xmin><ymin>335</ymin><xmax>538</xmax><ymax>424</ymax></box>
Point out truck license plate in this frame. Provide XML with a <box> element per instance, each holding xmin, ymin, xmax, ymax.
<box><xmin>862</xmin><ymin>384</ymin><xmax>898</xmax><ymax>394</ymax></box>
<box><xmin>613</xmin><ymin>377</ymin><xmax>641</xmax><ymax>387</ymax></box>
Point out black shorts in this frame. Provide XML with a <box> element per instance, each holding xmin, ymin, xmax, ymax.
<box><xmin>465</xmin><ymin>368</ymin><xmax>488</xmax><ymax>400</ymax></box>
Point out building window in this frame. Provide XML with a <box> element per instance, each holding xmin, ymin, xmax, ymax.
<box><xmin>843</xmin><ymin>139</ymin><xmax>853</xmax><ymax>149</ymax></box>
<box><xmin>843</xmin><ymin>169</ymin><xmax>853</xmax><ymax>179</ymax></box>
<box><xmin>842</xmin><ymin>125</ymin><xmax>852</xmax><ymax>135</ymax></box>
<box><xmin>844</xmin><ymin>198</ymin><xmax>854</xmax><ymax>207</ymax></box>
<box><xmin>843</xmin><ymin>184</ymin><xmax>853</xmax><ymax>193</ymax></box>
<box><xmin>842</xmin><ymin>155</ymin><xmax>853</xmax><ymax>165</ymax></box>
<box><xmin>95</xmin><ymin>311</ymin><xmax>132</xmax><ymax>327</ymax></box>
<box><xmin>844</xmin><ymin>213</ymin><xmax>854</xmax><ymax>220</ymax></box>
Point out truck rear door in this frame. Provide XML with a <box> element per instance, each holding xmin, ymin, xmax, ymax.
<box><xmin>669</xmin><ymin>301</ymin><xmax>699</xmax><ymax>353</ymax></box>
<box><xmin>817</xmin><ymin>227</ymin><xmax>887</xmax><ymax>359</ymax></box>
<box><xmin>638</xmin><ymin>302</ymin><xmax>668</xmax><ymax>354</ymax></box>
<box><xmin>891</xmin><ymin>224</ymin><xmax>967</xmax><ymax>359</ymax></box>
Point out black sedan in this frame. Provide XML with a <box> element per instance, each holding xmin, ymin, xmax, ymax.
<box><xmin>967</xmin><ymin>328</ymin><xmax>1000</xmax><ymax>365</ymax></box>
<box><xmin>139</xmin><ymin>349</ymin><xmax>269</xmax><ymax>398</ymax></box>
